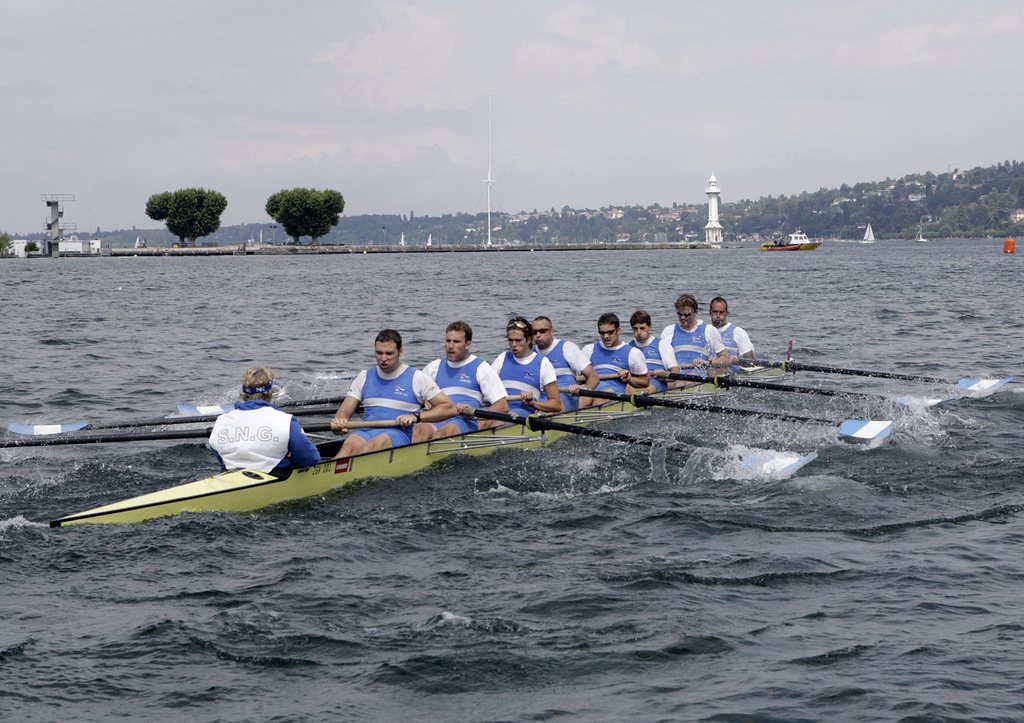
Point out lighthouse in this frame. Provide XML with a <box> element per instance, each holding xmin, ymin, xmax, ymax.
<box><xmin>704</xmin><ymin>174</ymin><xmax>724</xmax><ymax>245</ymax></box>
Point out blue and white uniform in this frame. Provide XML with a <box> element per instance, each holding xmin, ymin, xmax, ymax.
<box><xmin>345</xmin><ymin>364</ymin><xmax>442</xmax><ymax>447</ymax></box>
<box><xmin>492</xmin><ymin>351</ymin><xmax>558</xmax><ymax>416</ymax></box>
<box><xmin>629</xmin><ymin>335</ymin><xmax>670</xmax><ymax>392</ymax></box>
<box><xmin>210</xmin><ymin>400</ymin><xmax>321</xmax><ymax>473</ymax></box>
<box><xmin>660</xmin><ymin>319</ymin><xmax>726</xmax><ymax>376</ymax></box>
<box><xmin>423</xmin><ymin>355</ymin><xmax>506</xmax><ymax>434</ymax></box>
<box><xmin>715</xmin><ymin>321</ymin><xmax>754</xmax><ymax>372</ymax></box>
<box><xmin>581</xmin><ymin>341</ymin><xmax>649</xmax><ymax>394</ymax></box>
<box><xmin>535</xmin><ymin>338</ymin><xmax>591</xmax><ymax>412</ymax></box>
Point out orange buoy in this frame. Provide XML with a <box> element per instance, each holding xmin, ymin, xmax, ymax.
<box><xmin>1004</xmin><ymin>238</ymin><xmax>1016</xmax><ymax>254</ymax></box>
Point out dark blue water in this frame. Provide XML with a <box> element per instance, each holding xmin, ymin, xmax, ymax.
<box><xmin>2</xmin><ymin>242</ymin><xmax>1022</xmax><ymax>721</ymax></box>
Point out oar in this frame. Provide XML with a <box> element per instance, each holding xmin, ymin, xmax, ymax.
<box><xmin>8</xmin><ymin>404</ymin><xmax>341</xmax><ymax>437</ymax></box>
<box><xmin>666</xmin><ymin>372</ymin><xmax>879</xmax><ymax>400</ymax></box>
<box><xmin>177</xmin><ymin>395</ymin><xmax>350</xmax><ymax>416</ymax></box>
<box><xmin>471</xmin><ymin>408</ymin><xmax>817</xmax><ymax>479</ymax></box>
<box><xmin>748</xmin><ymin>358</ymin><xmax>1013</xmax><ymax>393</ymax></box>
<box><xmin>0</xmin><ymin>419</ymin><xmax>391</xmax><ymax>448</ymax></box>
<box><xmin>574</xmin><ymin>388</ymin><xmax>893</xmax><ymax>443</ymax></box>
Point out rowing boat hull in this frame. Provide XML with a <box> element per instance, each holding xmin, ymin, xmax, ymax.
<box><xmin>50</xmin><ymin>383</ymin><xmax>721</xmax><ymax>526</ymax></box>
<box><xmin>759</xmin><ymin>242</ymin><xmax>822</xmax><ymax>251</ymax></box>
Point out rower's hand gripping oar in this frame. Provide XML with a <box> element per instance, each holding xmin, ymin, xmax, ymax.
<box><xmin>469</xmin><ymin>409</ymin><xmax>818</xmax><ymax>480</ymax></box>
<box><xmin>575</xmin><ymin>388</ymin><xmax>893</xmax><ymax>444</ymax></box>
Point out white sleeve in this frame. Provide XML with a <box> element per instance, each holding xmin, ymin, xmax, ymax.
<box><xmin>580</xmin><ymin>343</ymin><xmax>595</xmax><ymax>360</ymax></box>
<box><xmin>476</xmin><ymin>361</ymin><xmax>508</xmax><ymax>404</ymax></box>
<box><xmin>628</xmin><ymin>347</ymin><xmax>649</xmax><ymax>374</ymax></box>
<box><xmin>412</xmin><ymin>369</ymin><xmax>443</xmax><ymax>403</ymax></box>
<box><xmin>705</xmin><ymin>326</ymin><xmax>726</xmax><ymax>355</ymax></box>
<box><xmin>422</xmin><ymin>358</ymin><xmax>441</xmax><ymax>380</ymax></box>
<box><xmin>562</xmin><ymin>341</ymin><xmax>592</xmax><ymax>371</ymax></box>
<box><xmin>538</xmin><ymin>357</ymin><xmax>558</xmax><ymax>386</ymax></box>
<box><xmin>659</xmin><ymin>325</ymin><xmax>678</xmax><ymax>369</ymax></box>
<box><xmin>346</xmin><ymin>370</ymin><xmax>369</xmax><ymax>402</ymax></box>
<box><xmin>733</xmin><ymin>326</ymin><xmax>753</xmax><ymax>356</ymax></box>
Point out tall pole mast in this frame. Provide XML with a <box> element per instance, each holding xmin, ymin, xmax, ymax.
<box><xmin>484</xmin><ymin>96</ymin><xmax>494</xmax><ymax>247</ymax></box>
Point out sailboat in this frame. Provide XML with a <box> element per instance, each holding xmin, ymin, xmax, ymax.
<box><xmin>915</xmin><ymin>222</ymin><xmax>929</xmax><ymax>244</ymax></box>
<box><xmin>862</xmin><ymin>223</ymin><xmax>875</xmax><ymax>244</ymax></box>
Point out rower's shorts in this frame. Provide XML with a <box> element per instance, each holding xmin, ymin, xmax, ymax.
<box><xmin>432</xmin><ymin>416</ymin><xmax>478</xmax><ymax>435</ymax></box>
<box><xmin>559</xmin><ymin>391</ymin><xmax>579</xmax><ymax>412</ymax></box>
<box><xmin>349</xmin><ymin>426</ymin><xmax>413</xmax><ymax>447</ymax></box>
<box><xmin>649</xmin><ymin>378</ymin><xmax>668</xmax><ymax>393</ymax></box>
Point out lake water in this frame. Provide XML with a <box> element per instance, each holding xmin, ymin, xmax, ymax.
<box><xmin>2</xmin><ymin>240</ymin><xmax>1022</xmax><ymax>721</ymax></box>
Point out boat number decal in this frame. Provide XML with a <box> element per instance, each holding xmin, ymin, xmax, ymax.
<box><xmin>335</xmin><ymin>459</ymin><xmax>351</xmax><ymax>474</ymax></box>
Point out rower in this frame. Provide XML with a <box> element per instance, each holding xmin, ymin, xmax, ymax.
<box><xmin>331</xmin><ymin>329</ymin><xmax>456</xmax><ymax>455</ymax></box>
<box><xmin>209</xmin><ymin>367</ymin><xmax>321</xmax><ymax>473</ymax></box>
<box><xmin>627</xmin><ymin>309</ymin><xmax>672</xmax><ymax>392</ymax></box>
<box><xmin>659</xmin><ymin>293</ymin><xmax>730</xmax><ymax>379</ymax></box>
<box><xmin>412</xmin><ymin>320</ymin><xmax>509</xmax><ymax>442</ymax></box>
<box><xmin>532</xmin><ymin>315</ymin><xmax>599</xmax><ymax>412</ymax></box>
<box><xmin>573</xmin><ymin>312</ymin><xmax>649</xmax><ymax>407</ymax></box>
<box><xmin>709</xmin><ymin>296</ymin><xmax>755</xmax><ymax>369</ymax></box>
<box><xmin>493</xmin><ymin>316</ymin><xmax>563</xmax><ymax>416</ymax></box>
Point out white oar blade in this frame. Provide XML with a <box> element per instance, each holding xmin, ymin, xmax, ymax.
<box><xmin>838</xmin><ymin>419</ymin><xmax>893</xmax><ymax>443</ymax></box>
<box><xmin>176</xmin><ymin>404</ymin><xmax>234</xmax><ymax>416</ymax></box>
<box><xmin>956</xmin><ymin>376</ymin><xmax>1014</xmax><ymax>398</ymax></box>
<box><xmin>7</xmin><ymin>421</ymin><xmax>89</xmax><ymax>436</ymax></box>
<box><xmin>737</xmin><ymin>448</ymin><xmax>818</xmax><ymax>480</ymax></box>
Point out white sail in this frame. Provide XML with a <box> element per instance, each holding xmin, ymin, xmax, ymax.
<box><xmin>426</xmin><ymin>233</ymin><xmax>432</xmax><ymax>248</ymax></box>
<box><xmin>863</xmin><ymin>223</ymin><xmax>875</xmax><ymax>242</ymax></box>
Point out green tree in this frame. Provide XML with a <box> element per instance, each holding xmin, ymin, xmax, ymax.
<box><xmin>25</xmin><ymin>241</ymin><xmax>39</xmax><ymax>253</ymax></box>
<box><xmin>265</xmin><ymin>188</ymin><xmax>345</xmax><ymax>244</ymax></box>
<box><xmin>0</xmin><ymin>231</ymin><xmax>10</xmax><ymax>257</ymax></box>
<box><xmin>145</xmin><ymin>188</ymin><xmax>228</xmax><ymax>246</ymax></box>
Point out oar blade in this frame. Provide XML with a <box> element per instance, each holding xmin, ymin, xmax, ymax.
<box><xmin>7</xmin><ymin>421</ymin><xmax>90</xmax><ymax>436</ymax></box>
<box><xmin>838</xmin><ymin>419</ymin><xmax>893</xmax><ymax>444</ymax></box>
<box><xmin>956</xmin><ymin>376</ymin><xmax>1014</xmax><ymax>398</ymax></box>
<box><xmin>177</xmin><ymin>403</ymin><xmax>234</xmax><ymax>416</ymax></box>
<box><xmin>736</xmin><ymin>447</ymin><xmax>818</xmax><ymax>480</ymax></box>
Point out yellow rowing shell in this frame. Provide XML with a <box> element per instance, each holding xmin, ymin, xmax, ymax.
<box><xmin>50</xmin><ymin>382</ymin><xmax>723</xmax><ymax>527</ymax></box>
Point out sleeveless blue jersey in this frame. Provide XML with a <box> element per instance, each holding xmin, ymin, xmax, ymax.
<box><xmin>434</xmin><ymin>357</ymin><xmax>485</xmax><ymax>409</ymax></box>
<box><xmin>537</xmin><ymin>339</ymin><xmax>576</xmax><ymax>387</ymax></box>
<box><xmin>589</xmin><ymin>343</ymin><xmax>631</xmax><ymax>394</ymax></box>
<box><xmin>360</xmin><ymin>366</ymin><xmax>421</xmax><ymax>422</ymax></box>
<box><xmin>669</xmin><ymin>322</ymin><xmax>713</xmax><ymax>368</ymax></box>
<box><xmin>498</xmin><ymin>353</ymin><xmax>547</xmax><ymax>416</ymax></box>
<box><xmin>629</xmin><ymin>337</ymin><xmax>668</xmax><ymax>392</ymax></box>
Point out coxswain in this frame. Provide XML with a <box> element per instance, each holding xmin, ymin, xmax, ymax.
<box><xmin>412</xmin><ymin>321</ymin><xmax>509</xmax><ymax>442</ymax></box>
<box><xmin>627</xmin><ymin>309</ymin><xmax>672</xmax><ymax>392</ymax></box>
<box><xmin>572</xmin><ymin>312</ymin><xmax>649</xmax><ymax>407</ymax></box>
<box><xmin>209</xmin><ymin>367</ymin><xmax>321</xmax><ymax>473</ymax></box>
<box><xmin>532</xmin><ymin>315</ymin><xmax>599</xmax><ymax>411</ymax></box>
<box><xmin>331</xmin><ymin>329</ymin><xmax>456</xmax><ymax>455</ymax></box>
<box><xmin>659</xmin><ymin>293</ymin><xmax>730</xmax><ymax>379</ymax></box>
<box><xmin>493</xmin><ymin>316</ymin><xmax>563</xmax><ymax>416</ymax></box>
<box><xmin>708</xmin><ymin>296</ymin><xmax>755</xmax><ymax>369</ymax></box>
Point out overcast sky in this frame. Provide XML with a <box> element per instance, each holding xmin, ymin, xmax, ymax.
<box><xmin>2</xmin><ymin>1</ymin><xmax>1021</xmax><ymax>234</ymax></box>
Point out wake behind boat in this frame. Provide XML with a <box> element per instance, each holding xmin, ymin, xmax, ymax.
<box><xmin>760</xmin><ymin>230</ymin><xmax>822</xmax><ymax>251</ymax></box>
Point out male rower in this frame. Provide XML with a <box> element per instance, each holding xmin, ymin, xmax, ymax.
<box><xmin>209</xmin><ymin>367</ymin><xmax>321</xmax><ymax>473</ymax></box>
<box><xmin>331</xmin><ymin>329</ymin><xmax>456</xmax><ymax>455</ymax></box>
<box><xmin>532</xmin><ymin>315</ymin><xmax>599</xmax><ymax>411</ymax></box>
<box><xmin>660</xmin><ymin>293</ymin><xmax>730</xmax><ymax>379</ymax></box>
<box><xmin>412</xmin><ymin>320</ymin><xmax>509</xmax><ymax>442</ymax></box>
<box><xmin>709</xmin><ymin>296</ymin><xmax>755</xmax><ymax>369</ymax></box>
<box><xmin>628</xmin><ymin>309</ymin><xmax>672</xmax><ymax>393</ymax></box>
<box><xmin>573</xmin><ymin>312</ymin><xmax>649</xmax><ymax>407</ymax></box>
<box><xmin>493</xmin><ymin>316</ymin><xmax>563</xmax><ymax>416</ymax></box>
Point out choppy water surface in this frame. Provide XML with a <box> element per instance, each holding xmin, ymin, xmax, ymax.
<box><xmin>2</xmin><ymin>241</ymin><xmax>1023</xmax><ymax>721</ymax></box>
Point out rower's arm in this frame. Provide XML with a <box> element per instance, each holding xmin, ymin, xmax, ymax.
<box><xmin>418</xmin><ymin>391</ymin><xmax>456</xmax><ymax>424</ymax></box>
<box><xmin>331</xmin><ymin>396</ymin><xmax>360</xmax><ymax>434</ymax></box>
<box><xmin>580</xmin><ymin>364</ymin><xmax>600</xmax><ymax>391</ymax></box>
<box><xmin>529</xmin><ymin>381</ymin><xmax>564</xmax><ymax>413</ymax></box>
